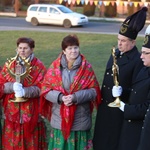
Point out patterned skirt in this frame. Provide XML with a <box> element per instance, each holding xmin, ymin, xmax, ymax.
<box><xmin>2</xmin><ymin>120</ymin><xmax>48</xmax><ymax>150</ymax></box>
<box><xmin>48</xmin><ymin>128</ymin><xmax>93</xmax><ymax>150</ymax></box>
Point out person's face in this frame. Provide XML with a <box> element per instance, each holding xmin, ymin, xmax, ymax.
<box><xmin>117</xmin><ymin>34</ymin><xmax>135</xmax><ymax>53</ymax></box>
<box><xmin>16</xmin><ymin>43</ymin><xmax>33</xmax><ymax>58</ymax></box>
<box><xmin>63</xmin><ymin>45</ymin><xmax>79</xmax><ymax>61</ymax></box>
<box><xmin>141</xmin><ymin>47</ymin><xmax>150</xmax><ymax>67</ymax></box>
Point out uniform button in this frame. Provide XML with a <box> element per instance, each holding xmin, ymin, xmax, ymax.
<box><xmin>147</xmin><ymin>109</ymin><xmax>149</xmax><ymax>112</ymax></box>
<box><xmin>111</xmin><ymin>74</ymin><xmax>113</xmax><ymax>76</ymax></box>
<box><xmin>106</xmin><ymin>72</ymin><xmax>109</xmax><ymax>75</ymax></box>
<box><xmin>131</xmin><ymin>89</ymin><xmax>133</xmax><ymax>91</ymax></box>
<box><xmin>142</xmin><ymin>127</ymin><xmax>144</xmax><ymax>129</ymax></box>
<box><xmin>108</xmin><ymin>87</ymin><xmax>110</xmax><ymax>89</ymax></box>
<box><xmin>128</xmin><ymin>120</ymin><xmax>131</xmax><ymax>122</ymax></box>
<box><xmin>103</xmin><ymin>85</ymin><xmax>106</xmax><ymax>87</ymax></box>
<box><xmin>134</xmin><ymin>91</ymin><xmax>136</xmax><ymax>94</ymax></box>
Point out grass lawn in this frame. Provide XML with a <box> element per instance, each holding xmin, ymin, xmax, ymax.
<box><xmin>0</xmin><ymin>30</ymin><xmax>144</xmax><ymax>138</ymax></box>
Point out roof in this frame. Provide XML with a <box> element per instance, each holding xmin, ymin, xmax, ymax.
<box><xmin>29</xmin><ymin>4</ymin><xmax>64</xmax><ymax>7</ymax></box>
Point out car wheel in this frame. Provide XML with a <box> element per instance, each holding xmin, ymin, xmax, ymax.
<box><xmin>63</xmin><ymin>19</ymin><xmax>72</xmax><ymax>28</ymax></box>
<box><xmin>31</xmin><ymin>18</ymin><xmax>39</xmax><ymax>26</ymax></box>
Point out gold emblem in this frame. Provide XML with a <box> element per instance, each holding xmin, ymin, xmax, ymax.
<box><xmin>120</xmin><ymin>25</ymin><xmax>128</xmax><ymax>34</ymax></box>
<box><xmin>143</xmin><ymin>35</ymin><xmax>149</xmax><ymax>45</ymax></box>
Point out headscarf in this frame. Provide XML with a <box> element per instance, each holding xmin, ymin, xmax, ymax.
<box><xmin>0</xmin><ymin>55</ymin><xmax>46</xmax><ymax>138</ymax></box>
<box><xmin>40</xmin><ymin>53</ymin><xmax>101</xmax><ymax>140</ymax></box>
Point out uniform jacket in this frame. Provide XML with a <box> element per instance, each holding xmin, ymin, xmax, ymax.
<box><xmin>137</xmin><ymin>103</ymin><xmax>150</xmax><ymax>150</ymax></box>
<box><xmin>93</xmin><ymin>46</ymin><xmax>143</xmax><ymax>150</ymax></box>
<box><xmin>118</xmin><ymin>67</ymin><xmax>150</xmax><ymax>150</ymax></box>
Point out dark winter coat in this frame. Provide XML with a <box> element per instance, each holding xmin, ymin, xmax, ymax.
<box><xmin>118</xmin><ymin>67</ymin><xmax>150</xmax><ymax>150</ymax></box>
<box><xmin>137</xmin><ymin>103</ymin><xmax>150</xmax><ymax>150</ymax></box>
<box><xmin>93</xmin><ymin>46</ymin><xmax>143</xmax><ymax>150</ymax></box>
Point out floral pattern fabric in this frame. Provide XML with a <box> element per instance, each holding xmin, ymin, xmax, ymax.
<box><xmin>48</xmin><ymin>128</ymin><xmax>93</xmax><ymax>150</ymax></box>
<box><xmin>40</xmin><ymin>53</ymin><xmax>101</xmax><ymax>140</ymax></box>
<box><xmin>0</xmin><ymin>57</ymin><xmax>47</xmax><ymax>150</ymax></box>
<box><xmin>2</xmin><ymin>121</ymin><xmax>47</xmax><ymax>150</ymax></box>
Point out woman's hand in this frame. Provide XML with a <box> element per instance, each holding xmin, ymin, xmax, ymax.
<box><xmin>62</xmin><ymin>94</ymin><xmax>74</xmax><ymax>106</ymax></box>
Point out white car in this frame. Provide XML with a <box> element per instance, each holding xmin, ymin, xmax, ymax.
<box><xmin>25</xmin><ymin>4</ymin><xmax>88</xmax><ymax>28</ymax></box>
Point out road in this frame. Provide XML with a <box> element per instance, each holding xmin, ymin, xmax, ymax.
<box><xmin>0</xmin><ymin>17</ymin><xmax>147</xmax><ymax>36</ymax></box>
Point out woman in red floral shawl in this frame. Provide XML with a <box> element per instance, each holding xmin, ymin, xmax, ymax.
<box><xmin>0</xmin><ymin>37</ymin><xmax>47</xmax><ymax>150</ymax></box>
<box><xmin>40</xmin><ymin>34</ymin><xmax>101</xmax><ymax>150</ymax></box>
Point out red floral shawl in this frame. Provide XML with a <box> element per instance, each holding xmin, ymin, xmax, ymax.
<box><xmin>40</xmin><ymin>53</ymin><xmax>101</xmax><ymax>140</ymax></box>
<box><xmin>0</xmin><ymin>57</ymin><xmax>46</xmax><ymax>138</ymax></box>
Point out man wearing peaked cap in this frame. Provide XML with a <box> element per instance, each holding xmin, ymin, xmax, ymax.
<box><xmin>119</xmin><ymin>7</ymin><xmax>148</xmax><ymax>40</ymax></box>
<box><xmin>136</xmin><ymin>25</ymin><xmax>150</xmax><ymax>150</ymax></box>
<box><xmin>117</xmin><ymin>19</ymin><xmax>150</xmax><ymax>150</ymax></box>
<box><xmin>93</xmin><ymin>7</ymin><xmax>148</xmax><ymax>150</ymax></box>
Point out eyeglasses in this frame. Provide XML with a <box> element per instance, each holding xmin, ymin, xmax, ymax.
<box><xmin>141</xmin><ymin>51</ymin><xmax>150</xmax><ymax>55</ymax></box>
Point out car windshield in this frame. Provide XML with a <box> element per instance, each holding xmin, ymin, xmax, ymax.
<box><xmin>57</xmin><ymin>6</ymin><xmax>73</xmax><ymax>13</ymax></box>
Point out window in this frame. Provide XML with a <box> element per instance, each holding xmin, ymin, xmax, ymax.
<box><xmin>58</xmin><ymin>6</ymin><xmax>72</xmax><ymax>13</ymax></box>
<box><xmin>29</xmin><ymin>6</ymin><xmax>38</xmax><ymax>11</ymax></box>
<box><xmin>49</xmin><ymin>8</ymin><xmax>59</xmax><ymax>14</ymax></box>
<box><xmin>39</xmin><ymin>7</ymin><xmax>47</xmax><ymax>13</ymax></box>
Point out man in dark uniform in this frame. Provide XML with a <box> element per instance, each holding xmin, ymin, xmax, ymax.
<box><xmin>117</xmin><ymin>23</ymin><xmax>150</xmax><ymax>150</ymax></box>
<box><xmin>93</xmin><ymin>7</ymin><xmax>148</xmax><ymax>150</ymax></box>
<box><xmin>136</xmin><ymin>25</ymin><xmax>150</xmax><ymax>150</ymax></box>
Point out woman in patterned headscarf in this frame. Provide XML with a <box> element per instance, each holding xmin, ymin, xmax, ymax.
<box><xmin>0</xmin><ymin>37</ymin><xmax>47</xmax><ymax>150</ymax></box>
<box><xmin>40</xmin><ymin>34</ymin><xmax>101</xmax><ymax>150</ymax></box>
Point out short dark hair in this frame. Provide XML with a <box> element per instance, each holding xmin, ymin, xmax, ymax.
<box><xmin>17</xmin><ymin>37</ymin><xmax>35</xmax><ymax>48</ymax></box>
<box><xmin>61</xmin><ymin>34</ymin><xmax>79</xmax><ymax>50</ymax></box>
